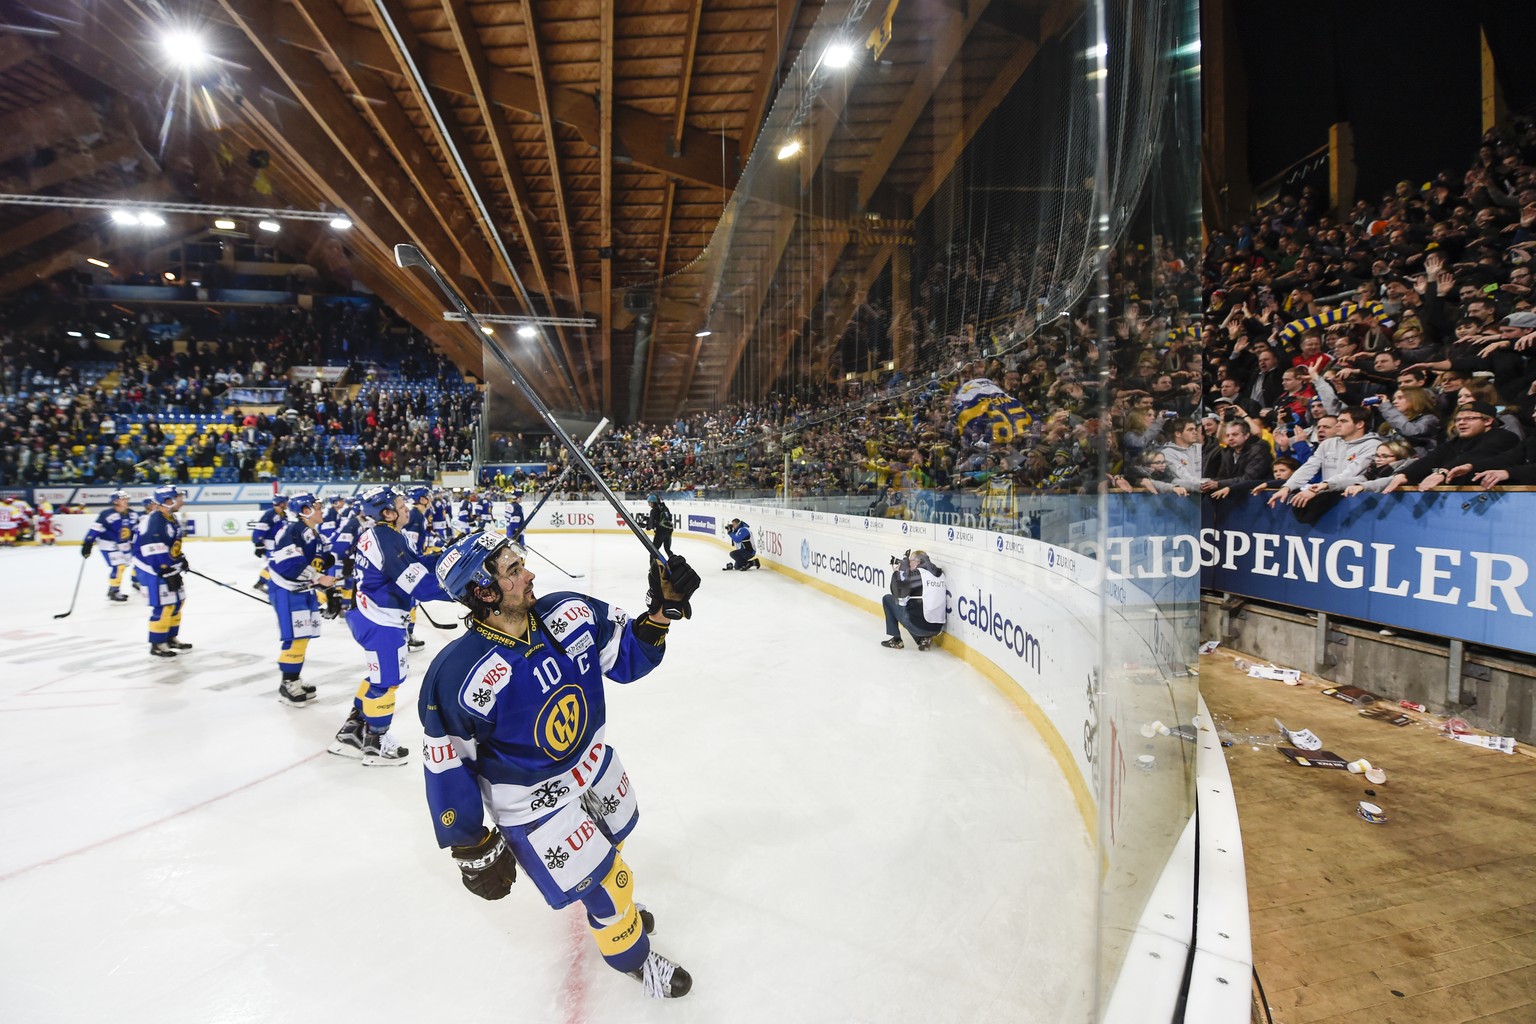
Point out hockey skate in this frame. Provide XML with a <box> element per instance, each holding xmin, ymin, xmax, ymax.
<box><xmin>150</xmin><ymin>643</ymin><xmax>177</xmax><ymax>658</ymax></box>
<box><xmin>277</xmin><ymin>676</ymin><xmax>316</xmax><ymax>708</ymax></box>
<box><xmin>915</xmin><ymin>636</ymin><xmax>933</xmax><ymax>652</ymax></box>
<box><xmin>748</xmin><ymin>558</ymin><xmax>761</xmax><ymax>569</ymax></box>
<box><xmin>166</xmin><ymin>639</ymin><xmax>193</xmax><ymax>651</ymax></box>
<box><xmin>360</xmin><ymin>729</ymin><xmax>410</xmax><ymax>767</ymax></box>
<box><xmin>627</xmin><ymin>949</ymin><xmax>692</xmax><ymax>999</ymax></box>
<box><xmin>327</xmin><ymin>709</ymin><xmax>366</xmax><ymax>757</ymax></box>
<box><xmin>880</xmin><ymin>636</ymin><xmax>904</xmax><ymax>649</ymax></box>
<box><xmin>108</xmin><ymin>590</ymin><xmax>129</xmax><ymax>603</ymax></box>
<box><xmin>252</xmin><ymin>577</ymin><xmax>267</xmax><ymax>593</ymax></box>
<box><xmin>407</xmin><ymin>637</ymin><xmax>427</xmax><ymax>651</ymax></box>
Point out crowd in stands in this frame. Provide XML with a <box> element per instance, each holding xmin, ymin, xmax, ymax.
<box><xmin>1198</xmin><ymin>116</ymin><xmax>1536</xmax><ymax>511</ymax></box>
<box><xmin>0</xmin><ymin>293</ymin><xmax>479</xmax><ymax>487</ymax></box>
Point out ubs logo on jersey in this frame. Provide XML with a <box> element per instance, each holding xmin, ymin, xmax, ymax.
<box><xmin>756</xmin><ymin>529</ymin><xmax>783</xmax><ymax>557</ymax></box>
<box><xmin>463</xmin><ymin>653</ymin><xmax>513</xmax><ymax>716</ymax></box>
<box><xmin>535</xmin><ymin>684</ymin><xmax>588</xmax><ymax>758</ymax></box>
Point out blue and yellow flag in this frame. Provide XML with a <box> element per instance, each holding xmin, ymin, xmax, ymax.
<box><xmin>951</xmin><ymin>378</ymin><xmax>1034</xmax><ymax>446</ymax></box>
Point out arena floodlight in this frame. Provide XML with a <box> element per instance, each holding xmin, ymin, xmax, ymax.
<box><xmin>776</xmin><ymin>139</ymin><xmax>802</xmax><ymax>161</ymax></box>
<box><xmin>257</xmin><ymin>219</ymin><xmax>280</xmax><ymax>233</ymax></box>
<box><xmin>161</xmin><ymin>29</ymin><xmax>209</xmax><ymax>71</ymax></box>
<box><xmin>329</xmin><ymin>217</ymin><xmax>353</xmax><ymax>230</ymax></box>
<box><xmin>213</xmin><ymin>218</ymin><xmax>237</xmax><ymax>230</ymax></box>
<box><xmin>516</xmin><ymin>325</ymin><xmax>538</xmax><ymax>340</ymax></box>
<box><xmin>86</xmin><ymin>257</ymin><xmax>109</xmax><ymax>268</ymax></box>
<box><xmin>138</xmin><ymin>212</ymin><xmax>166</xmax><ymax>227</ymax></box>
<box><xmin>163</xmin><ymin>271</ymin><xmax>177</xmax><ymax>281</ymax></box>
<box><xmin>823</xmin><ymin>42</ymin><xmax>855</xmax><ymax>69</ymax></box>
<box><xmin>481</xmin><ymin>325</ymin><xmax>495</xmax><ymax>336</ymax></box>
<box><xmin>94</xmin><ymin>332</ymin><xmax>111</xmax><ymax>339</ymax></box>
<box><xmin>66</xmin><ymin>331</ymin><xmax>83</xmax><ymax>338</ymax></box>
<box><xmin>695</xmin><ymin>329</ymin><xmax>712</xmax><ymax>338</ymax></box>
<box><xmin>110</xmin><ymin>210</ymin><xmax>138</xmax><ymax>225</ymax></box>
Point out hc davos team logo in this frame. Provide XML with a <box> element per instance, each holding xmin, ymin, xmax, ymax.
<box><xmin>535</xmin><ymin>684</ymin><xmax>588</xmax><ymax>758</ymax></box>
<box><xmin>800</xmin><ymin>539</ymin><xmax>811</xmax><ymax>569</ymax></box>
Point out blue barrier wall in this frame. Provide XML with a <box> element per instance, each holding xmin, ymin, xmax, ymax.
<box><xmin>1204</xmin><ymin>493</ymin><xmax>1535</xmax><ymax>655</ymax></box>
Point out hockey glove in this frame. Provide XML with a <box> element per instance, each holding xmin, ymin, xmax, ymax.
<box><xmin>162</xmin><ymin>572</ymin><xmax>184</xmax><ymax>593</ymax></box>
<box><xmin>452</xmin><ymin>827</ymin><xmax>518</xmax><ymax>900</ymax></box>
<box><xmin>254</xmin><ymin>546</ymin><xmax>265</xmax><ymax>560</ymax></box>
<box><xmin>647</xmin><ymin>555</ymin><xmax>700</xmax><ymax>620</ymax></box>
<box><xmin>322</xmin><ymin>589</ymin><xmax>344</xmax><ymax>619</ymax></box>
<box><xmin>81</xmin><ymin>539</ymin><xmax>93</xmax><ymax>559</ymax></box>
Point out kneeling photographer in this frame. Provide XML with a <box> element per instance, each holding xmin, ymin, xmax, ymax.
<box><xmin>880</xmin><ymin>549</ymin><xmax>948</xmax><ymax>651</ymax></box>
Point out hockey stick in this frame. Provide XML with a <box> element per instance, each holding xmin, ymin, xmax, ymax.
<box><xmin>185</xmin><ymin>568</ymin><xmax>271</xmax><ymax>606</ymax></box>
<box><xmin>417</xmin><ymin>603</ymin><xmax>460</xmax><ymax>630</ymax></box>
<box><xmin>517</xmin><ymin>417</ymin><xmax>611</xmax><ymax>540</ymax></box>
<box><xmin>393</xmin><ymin>243</ymin><xmax>665</xmax><ymax>567</ymax></box>
<box><xmin>53</xmin><ymin>556</ymin><xmax>88</xmax><ymax>618</ymax></box>
<box><xmin>521</xmin><ymin>542</ymin><xmax>585</xmax><ymax>579</ymax></box>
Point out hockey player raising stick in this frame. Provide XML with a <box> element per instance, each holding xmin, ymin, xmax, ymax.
<box><xmin>418</xmin><ymin>531</ymin><xmax>701</xmax><ymax>999</ymax></box>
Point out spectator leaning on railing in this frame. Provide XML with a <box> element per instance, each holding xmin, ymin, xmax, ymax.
<box><xmin>1382</xmin><ymin>401</ymin><xmax>1519</xmax><ymax>492</ymax></box>
<box><xmin>1267</xmin><ymin>406</ymin><xmax>1382</xmax><ymax>522</ymax></box>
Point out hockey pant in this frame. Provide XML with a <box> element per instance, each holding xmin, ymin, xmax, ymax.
<box><xmin>344</xmin><ymin>609</ymin><xmax>408</xmax><ymax>732</ymax></box>
<box><xmin>137</xmin><ymin>570</ymin><xmax>185</xmax><ymax>644</ymax></box>
<box><xmin>500</xmin><ymin>747</ymin><xmax>648</xmax><ymax>973</ymax></box>
<box><xmin>101</xmin><ymin>549</ymin><xmax>129</xmax><ymax>592</ymax></box>
<box><xmin>271</xmin><ymin>586</ymin><xmax>322</xmax><ymax>680</ymax></box>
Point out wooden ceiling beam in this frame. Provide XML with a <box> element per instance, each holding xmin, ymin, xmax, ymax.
<box><xmin>856</xmin><ymin>0</ymin><xmax>991</xmax><ymax>207</ymax></box>
<box><xmin>741</xmin><ymin>0</ymin><xmax>802</xmax><ymax>159</ymax></box>
<box><xmin>286</xmin><ymin>0</ymin><xmax>501</xmax><ymax>294</ymax></box>
<box><xmin>519</xmin><ymin>0</ymin><xmax>595</xmax><ymax>410</ymax></box>
<box><xmin>361</xmin><ymin>0</ymin><xmax>586</xmax><ymax>408</ymax></box>
<box><xmin>266</xmin><ymin>3</ymin><xmax>740</xmax><ymax>192</ymax></box>
<box><xmin>438</xmin><ymin>0</ymin><xmax>591</xmax><ymax>411</ymax></box>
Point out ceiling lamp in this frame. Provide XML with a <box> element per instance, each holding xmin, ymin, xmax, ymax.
<box><xmin>86</xmin><ymin>258</ymin><xmax>110</xmax><ymax>268</ymax></box>
<box><xmin>213</xmin><ymin>218</ymin><xmax>237</xmax><ymax>230</ymax></box>
<box><xmin>516</xmin><ymin>325</ymin><xmax>538</xmax><ymax>339</ymax></box>
<box><xmin>695</xmin><ymin>330</ymin><xmax>712</xmax><ymax>338</ymax></box>
<box><xmin>110</xmin><ymin>210</ymin><xmax>138</xmax><ymax>225</ymax></box>
<box><xmin>257</xmin><ymin>219</ymin><xmax>280</xmax><ymax>233</ymax></box>
<box><xmin>776</xmin><ymin>139</ymin><xmax>802</xmax><ymax>161</ymax></box>
<box><xmin>481</xmin><ymin>326</ymin><xmax>494</xmax><ymax>336</ymax></box>
<box><xmin>137</xmin><ymin>212</ymin><xmax>166</xmax><ymax>227</ymax></box>
<box><xmin>823</xmin><ymin>42</ymin><xmax>855</xmax><ymax>69</ymax></box>
<box><xmin>161</xmin><ymin>29</ymin><xmax>209</xmax><ymax>71</ymax></box>
<box><xmin>329</xmin><ymin>216</ymin><xmax>353</xmax><ymax>230</ymax></box>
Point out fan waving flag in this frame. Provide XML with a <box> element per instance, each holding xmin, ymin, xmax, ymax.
<box><xmin>951</xmin><ymin>378</ymin><xmax>1034</xmax><ymax>446</ymax></box>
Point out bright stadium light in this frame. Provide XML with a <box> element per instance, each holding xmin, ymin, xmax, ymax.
<box><xmin>66</xmin><ymin>331</ymin><xmax>83</xmax><ymax>338</ymax></box>
<box><xmin>137</xmin><ymin>212</ymin><xmax>165</xmax><ymax>227</ymax></box>
<box><xmin>86</xmin><ymin>257</ymin><xmax>109</xmax><ymax>268</ymax></box>
<box><xmin>94</xmin><ymin>332</ymin><xmax>111</xmax><ymax>339</ymax></box>
<box><xmin>329</xmin><ymin>216</ymin><xmax>353</xmax><ymax>230</ymax></box>
<box><xmin>213</xmin><ymin>218</ymin><xmax>237</xmax><ymax>230</ymax></box>
<box><xmin>823</xmin><ymin>42</ymin><xmax>855</xmax><ymax>69</ymax></box>
<box><xmin>161</xmin><ymin>29</ymin><xmax>209</xmax><ymax>70</ymax></box>
<box><xmin>777</xmin><ymin>139</ymin><xmax>802</xmax><ymax>161</ymax></box>
<box><xmin>481</xmin><ymin>325</ymin><xmax>494</xmax><ymax>336</ymax></box>
<box><xmin>516</xmin><ymin>325</ymin><xmax>538</xmax><ymax>340</ymax></box>
<box><xmin>695</xmin><ymin>330</ymin><xmax>712</xmax><ymax>338</ymax></box>
<box><xmin>163</xmin><ymin>271</ymin><xmax>177</xmax><ymax>281</ymax></box>
<box><xmin>111</xmin><ymin>210</ymin><xmax>138</xmax><ymax>225</ymax></box>
<box><xmin>257</xmin><ymin>219</ymin><xmax>280</xmax><ymax>233</ymax></box>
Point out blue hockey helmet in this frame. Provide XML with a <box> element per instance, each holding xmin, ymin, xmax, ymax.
<box><xmin>288</xmin><ymin>491</ymin><xmax>320</xmax><ymax>515</ymax></box>
<box><xmin>150</xmin><ymin>484</ymin><xmax>185</xmax><ymax>506</ymax></box>
<box><xmin>435</xmin><ymin>531</ymin><xmax>522</xmax><ymax>604</ymax></box>
<box><xmin>271</xmin><ymin>491</ymin><xmax>289</xmax><ymax>505</ymax></box>
<box><xmin>109</xmin><ymin>489</ymin><xmax>130</xmax><ymax>504</ymax></box>
<box><xmin>357</xmin><ymin>485</ymin><xmax>400</xmax><ymax>520</ymax></box>
<box><xmin>407</xmin><ymin>485</ymin><xmax>433</xmax><ymax>503</ymax></box>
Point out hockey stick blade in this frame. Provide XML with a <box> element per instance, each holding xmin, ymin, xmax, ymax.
<box><xmin>393</xmin><ymin>243</ymin><xmax>430</xmax><ymax>270</ymax></box>
<box><xmin>418</xmin><ymin>603</ymin><xmax>460</xmax><ymax>630</ymax></box>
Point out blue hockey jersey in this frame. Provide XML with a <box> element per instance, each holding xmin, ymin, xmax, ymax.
<box><xmin>503</xmin><ymin>500</ymin><xmax>526</xmax><ymax>539</ymax></box>
<box><xmin>84</xmin><ymin>508</ymin><xmax>135</xmax><ymax>552</ymax></box>
<box><xmin>132</xmin><ymin>509</ymin><xmax>185</xmax><ymax>577</ymax></box>
<box><xmin>402</xmin><ymin>507</ymin><xmax>428</xmax><ymax>554</ymax></box>
<box><xmin>353</xmin><ymin>520</ymin><xmax>449</xmax><ymax>627</ymax></box>
<box><xmin>252</xmin><ymin>505</ymin><xmax>284</xmax><ymax>553</ymax></box>
<box><xmin>268</xmin><ymin>520</ymin><xmax>331</xmax><ymax>592</ymax></box>
<box><xmin>417</xmin><ymin>591</ymin><xmax>666</xmax><ymax>848</ymax></box>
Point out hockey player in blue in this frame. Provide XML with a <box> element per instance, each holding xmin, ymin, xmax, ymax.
<box><xmin>401</xmin><ymin>486</ymin><xmax>435</xmax><ymax>651</ymax></box>
<box><xmin>268</xmin><ymin>492</ymin><xmax>340</xmax><ymax>707</ymax></box>
<box><xmin>132</xmin><ymin>485</ymin><xmax>192</xmax><ymax>657</ymax></box>
<box><xmin>502</xmin><ymin>490</ymin><xmax>526</xmax><ymax>541</ymax></box>
<box><xmin>724</xmin><ymin>517</ymin><xmax>760</xmax><ymax>570</ymax></box>
<box><xmin>318</xmin><ymin>494</ymin><xmax>349</xmax><ymax>548</ymax></box>
<box><xmin>329</xmin><ymin>485</ymin><xmax>451</xmax><ymax>765</ymax></box>
<box><xmin>418</xmin><ymin>531</ymin><xmax>701</xmax><ymax>998</ymax></box>
<box><xmin>430</xmin><ymin>489</ymin><xmax>452</xmax><ymax>548</ymax></box>
<box><xmin>81</xmin><ymin>490</ymin><xmax>135</xmax><ymax>602</ymax></box>
<box><xmin>251</xmin><ymin>493</ymin><xmax>288</xmax><ymax>592</ymax></box>
<box><xmin>327</xmin><ymin>500</ymin><xmax>363</xmax><ymax>614</ymax></box>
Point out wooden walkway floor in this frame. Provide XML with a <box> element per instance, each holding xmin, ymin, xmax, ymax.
<box><xmin>1201</xmin><ymin>650</ymin><xmax>1536</xmax><ymax>1024</ymax></box>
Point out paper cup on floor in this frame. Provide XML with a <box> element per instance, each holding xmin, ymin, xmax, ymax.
<box><xmin>1357</xmin><ymin>801</ymin><xmax>1387</xmax><ymax>824</ymax></box>
<box><xmin>1136</xmin><ymin>754</ymin><xmax>1156</xmax><ymax>772</ymax></box>
<box><xmin>1364</xmin><ymin>766</ymin><xmax>1386</xmax><ymax>785</ymax></box>
<box><xmin>1347</xmin><ymin>758</ymin><xmax>1372</xmax><ymax>774</ymax></box>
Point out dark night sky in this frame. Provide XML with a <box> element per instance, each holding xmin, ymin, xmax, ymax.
<box><xmin>1233</xmin><ymin>1</ymin><xmax>1536</xmax><ymax>200</ymax></box>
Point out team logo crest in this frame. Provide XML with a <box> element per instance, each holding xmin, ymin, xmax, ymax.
<box><xmin>529</xmin><ymin>779</ymin><xmax>570</xmax><ymax>810</ymax></box>
<box><xmin>534</xmin><ymin>685</ymin><xmax>588</xmax><ymax>758</ymax></box>
<box><xmin>550</xmin><ymin>513</ymin><xmax>566</xmax><ymax>528</ymax></box>
<box><xmin>543</xmin><ymin>845</ymin><xmax>570</xmax><ymax>870</ymax></box>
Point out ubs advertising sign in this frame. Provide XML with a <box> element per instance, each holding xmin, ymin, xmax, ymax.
<box><xmin>1206</xmin><ymin>494</ymin><xmax>1536</xmax><ymax>654</ymax></box>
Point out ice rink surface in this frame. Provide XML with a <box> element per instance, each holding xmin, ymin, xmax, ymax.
<box><xmin>0</xmin><ymin>532</ymin><xmax>1095</xmax><ymax>1023</ymax></box>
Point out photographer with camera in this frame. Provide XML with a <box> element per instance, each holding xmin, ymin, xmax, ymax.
<box><xmin>880</xmin><ymin>550</ymin><xmax>948</xmax><ymax>652</ymax></box>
